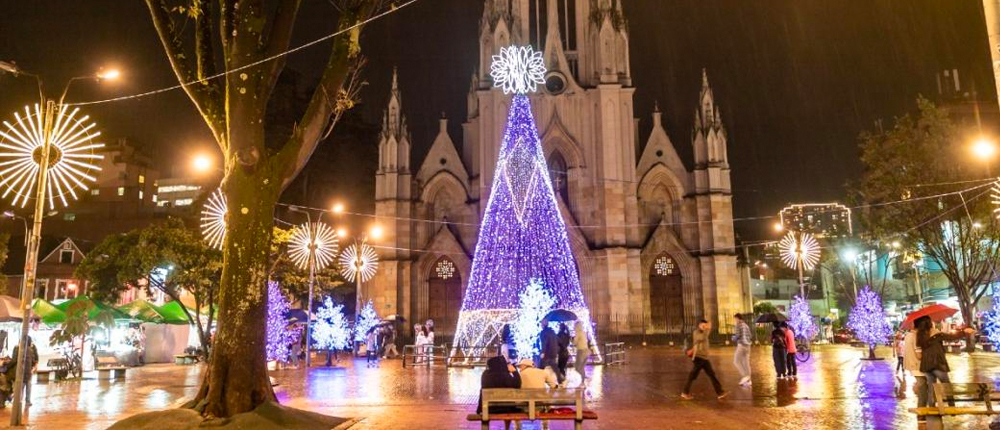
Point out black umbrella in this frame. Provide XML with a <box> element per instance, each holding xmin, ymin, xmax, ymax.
<box><xmin>383</xmin><ymin>314</ymin><xmax>406</xmax><ymax>323</ymax></box>
<box><xmin>755</xmin><ymin>313</ymin><xmax>788</xmax><ymax>324</ymax></box>
<box><xmin>367</xmin><ymin>321</ymin><xmax>393</xmax><ymax>335</ymax></box>
<box><xmin>544</xmin><ymin>309</ymin><xmax>578</xmax><ymax>322</ymax></box>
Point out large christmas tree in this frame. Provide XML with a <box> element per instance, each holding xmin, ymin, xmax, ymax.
<box><xmin>452</xmin><ymin>46</ymin><xmax>595</xmax><ymax>356</ymax></box>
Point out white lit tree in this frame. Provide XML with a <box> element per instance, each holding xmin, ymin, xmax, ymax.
<box><xmin>354</xmin><ymin>300</ymin><xmax>379</xmax><ymax>343</ymax></box>
<box><xmin>312</xmin><ymin>297</ymin><xmax>350</xmax><ymax>363</ymax></box>
<box><xmin>511</xmin><ymin>279</ymin><xmax>555</xmax><ymax>359</ymax></box>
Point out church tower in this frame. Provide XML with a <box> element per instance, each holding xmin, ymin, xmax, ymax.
<box><xmin>691</xmin><ymin>70</ymin><xmax>740</xmax><ymax>329</ymax></box>
<box><xmin>373</xmin><ymin>69</ymin><xmax>414</xmax><ymax>317</ymax></box>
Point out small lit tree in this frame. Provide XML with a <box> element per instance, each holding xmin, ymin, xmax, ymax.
<box><xmin>847</xmin><ymin>286</ymin><xmax>893</xmax><ymax>359</ymax></box>
<box><xmin>313</xmin><ymin>297</ymin><xmax>350</xmax><ymax>365</ymax></box>
<box><xmin>787</xmin><ymin>295</ymin><xmax>818</xmax><ymax>341</ymax></box>
<box><xmin>982</xmin><ymin>286</ymin><xmax>1000</xmax><ymax>350</ymax></box>
<box><xmin>354</xmin><ymin>300</ymin><xmax>379</xmax><ymax>343</ymax></box>
<box><xmin>266</xmin><ymin>282</ymin><xmax>301</xmax><ymax>363</ymax></box>
<box><xmin>511</xmin><ymin>279</ymin><xmax>555</xmax><ymax>359</ymax></box>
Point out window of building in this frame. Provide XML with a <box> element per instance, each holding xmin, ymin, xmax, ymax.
<box><xmin>152</xmin><ymin>194</ymin><xmax>157</xmax><ymax>203</ymax></box>
<box><xmin>175</xmin><ymin>198</ymin><xmax>193</xmax><ymax>206</ymax></box>
<box><xmin>158</xmin><ymin>185</ymin><xmax>201</xmax><ymax>194</ymax></box>
<box><xmin>157</xmin><ymin>200</ymin><xmax>169</xmax><ymax>207</ymax></box>
<box><xmin>138</xmin><ymin>174</ymin><xmax>145</xmax><ymax>184</ymax></box>
<box><xmin>90</xmin><ymin>188</ymin><xmax>100</xmax><ymax>196</ymax></box>
<box><xmin>139</xmin><ymin>191</ymin><xmax>144</xmax><ymax>200</ymax></box>
<box><xmin>63</xmin><ymin>213</ymin><xmax>75</xmax><ymax>221</ymax></box>
<box><xmin>117</xmin><ymin>187</ymin><xmax>125</xmax><ymax>196</ymax></box>
<box><xmin>60</xmin><ymin>250</ymin><xmax>74</xmax><ymax>264</ymax></box>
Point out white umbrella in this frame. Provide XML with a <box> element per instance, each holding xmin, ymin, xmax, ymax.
<box><xmin>0</xmin><ymin>295</ymin><xmax>26</xmax><ymax>322</ymax></box>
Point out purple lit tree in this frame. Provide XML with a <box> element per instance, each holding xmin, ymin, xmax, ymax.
<box><xmin>452</xmin><ymin>46</ymin><xmax>595</xmax><ymax>356</ymax></box>
<box><xmin>847</xmin><ymin>285</ymin><xmax>893</xmax><ymax>359</ymax></box>
<box><xmin>982</xmin><ymin>286</ymin><xmax>1000</xmax><ymax>350</ymax></box>
<box><xmin>266</xmin><ymin>282</ymin><xmax>302</xmax><ymax>363</ymax></box>
<box><xmin>787</xmin><ymin>295</ymin><xmax>818</xmax><ymax>341</ymax></box>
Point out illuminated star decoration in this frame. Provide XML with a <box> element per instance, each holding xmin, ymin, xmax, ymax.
<box><xmin>779</xmin><ymin>231</ymin><xmax>820</xmax><ymax>271</ymax></box>
<box><xmin>991</xmin><ymin>180</ymin><xmax>1000</xmax><ymax>219</ymax></box>
<box><xmin>200</xmin><ymin>188</ymin><xmax>227</xmax><ymax>250</ymax></box>
<box><xmin>490</xmin><ymin>45</ymin><xmax>546</xmax><ymax>95</ymax></box>
<box><xmin>288</xmin><ymin>222</ymin><xmax>339</xmax><ymax>271</ymax></box>
<box><xmin>339</xmin><ymin>243</ymin><xmax>379</xmax><ymax>284</ymax></box>
<box><xmin>0</xmin><ymin>104</ymin><xmax>104</xmax><ymax>208</ymax></box>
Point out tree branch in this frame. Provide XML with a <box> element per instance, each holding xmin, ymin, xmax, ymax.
<box><xmin>145</xmin><ymin>0</ymin><xmax>226</xmax><ymax>145</ymax></box>
<box><xmin>260</xmin><ymin>0</ymin><xmax>303</xmax><ymax>99</ymax></box>
<box><xmin>272</xmin><ymin>3</ymin><xmax>378</xmax><ymax>188</ymax></box>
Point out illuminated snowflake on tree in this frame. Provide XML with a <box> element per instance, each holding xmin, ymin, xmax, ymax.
<box><xmin>288</xmin><ymin>222</ymin><xmax>339</xmax><ymax>271</ymax></box>
<box><xmin>200</xmin><ymin>188</ymin><xmax>227</xmax><ymax>249</ymax></box>
<box><xmin>490</xmin><ymin>45</ymin><xmax>546</xmax><ymax>95</ymax></box>
<box><xmin>0</xmin><ymin>104</ymin><xmax>104</xmax><ymax>208</ymax></box>
<box><xmin>339</xmin><ymin>243</ymin><xmax>379</xmax><ymax>284</ymax></box>
<box><xmin>779</xmin><ymin>231</ymin><xmax>820</xmax><ymax>271</ymax></box>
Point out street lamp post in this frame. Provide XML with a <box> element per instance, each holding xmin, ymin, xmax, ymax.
<box><xmin>0</xmin><ymin>63</ymin><xmax>114</xmax><ymax>425</ymax></box>
<box><xmin>287</xmin><ymin>209</ymin><xmax>338</xmax><ymax>368</ymax></box>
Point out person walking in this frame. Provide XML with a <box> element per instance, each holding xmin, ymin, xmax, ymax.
<box><xmin>904</xmin><ymin>316</ymin><xmax>929</xmax><ymax>418</ymax></box>
<box><xmin>681</xmin><ymin>319</ymin><xmax>729</xmax><ymax>400</ymax></box>
<box><xmin>10</xmin><ymin>337</ymin><xmax>38</xmax><ymax>407</ymax></box>
<box><xmin>572</xmin><ymin>321</ymin><xmax>590</xmax><ymax>381</ymax></box>
<box><xmin>424</xmin><ymin>321</ymin><xmax>436</xmax><ymax>365</ymax></box>
<box><xmin>770</xmin><ymin>322</ymin><xmax>787</xmax><ymax>379</ymax></box>
<box><xmin>382</xmin><ymin>326</ymin><xmax>400</xmax><ymax>359</ymax></box>
<box><xmin>893</xmin><ymin>332</ymin><xmax>906</xmax><ymax>375</ymax></box>
<box><xmin>732</xmin><ymin>313</ymin><xmax>752</xmax><ymax>386</ymax></box>
<box><xmin>782</xmin><ymin>322</ymin><xmax>797</xmax><ymax>378</ymax></box>
<box><xmin>538</xmin><ymin>319</ymin><xmax>562</xmax><ymax>385</ymax></box>
<box><xmin>413</xmin><ymin>324</ymin><xmax>426</xmax><ymax>364</ymax></box>
<box><xmin>917</xmin><ymin>318</ymin><xmax>975</xmax><ymax>407</ymax></box>
<box><xmin>556</xmin><ymin>324</ymin><xmax>570</xmax><ymax>381</ymax></box>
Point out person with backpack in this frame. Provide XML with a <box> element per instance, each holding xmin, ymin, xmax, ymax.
<box><xmin>680</xmin><ymin>319</ymin><xmax>729</xmax><ymax>400</ymax></box>
<box><xmin>770</xmin><ymin>322</ymin><xmax>787</xmax><ymax>379</ymax></box>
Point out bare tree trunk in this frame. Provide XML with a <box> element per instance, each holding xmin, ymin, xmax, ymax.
<box><xmin>187</xmin><ymin>162</ymin><xmax>282</xmax><ymax>418</ymax></box>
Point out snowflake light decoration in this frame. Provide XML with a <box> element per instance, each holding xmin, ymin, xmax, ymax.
<box><xmin>991</xmin><ymin>180</ymin><xmax>1000</xmax><ymax>219</ymax></box>
<box><xmin>490</xmin><ymin>45</ymin><xmax>546</xmax><ymax>94</ymax></box>
<box><xmin>339</xmin><ymin>242</ymin><xmax>379</xmax><ymax>284</ymax></box>
<box><xmin>779</xmin><ymin>231</ymin><xmax>820</xmax><ymax>271</ymax></box>
<box><xmin>200</xmin><ymin>188</ymin><xmax>227</xmax><ymax>250</ymax></box>
<box><xmin>0</xmin><ymin>104</ymin><xmax>104</xmax><ymax>208</ymax></box>
<box><xmin>288</xmin><ymin>222</ymin><xmax>339</xmax><ymax>271</ymax></box>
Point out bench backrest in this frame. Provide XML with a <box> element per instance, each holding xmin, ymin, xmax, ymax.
<box><xmin>96</xmin><ymin>356</ymin><xmax>118</xmax><ymax>365</ymax></box>
<box><xmin>481</xmin><ymin>388</ymin><xmax>585</xmax><ymax>421</ymax></box>
<box><xmin>932</xmin><ymin>383</ymin><xmax>993</xmax><ymax>414</ymax></box>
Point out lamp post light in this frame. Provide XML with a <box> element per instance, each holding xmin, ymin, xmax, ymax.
<box><xmin>338</xmin><ymin>225</ymin><xmax>381</xmax><ymax>343</ymax></box>
<box><xmin>0</xmin><ymin>63</ymin><xmax>114</xmax><ymax>426</ymax></box>
<box><xmin>287</xmin><ymin>208</ymin><xmax>338</xmax><ymax>368</ymax></box>
<box><xmin>842</xmin><ymin>248</ymin><xmax>859</xmax><ymax>299</ymax></box>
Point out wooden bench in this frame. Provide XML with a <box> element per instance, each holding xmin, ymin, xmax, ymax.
<box><xmin>96</xmin><ymin>355</ymin><xmax>127</xmax><ymax>381</ymax></box>
<box><xmin>908</xmin><ymin>382</ymin><xmax>1000</xmax><ymax>430</ymax></box>
<box><xmin>467</xmin><ymin>388</ymin><xmax>597</xmax><ymax>430</ymax></box>
<box><xmin>174</xmin><ymin>354</ymin><xmax>199</xmax><ymax>365</ymax></box>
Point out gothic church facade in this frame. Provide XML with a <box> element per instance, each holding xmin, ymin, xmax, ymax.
<box><xmin>371</xmin><ymin>0</ymin><xmax>743</xmax><ymax>339</ymax></box>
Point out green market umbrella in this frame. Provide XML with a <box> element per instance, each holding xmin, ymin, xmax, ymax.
<box><xmin>55</xmin><ymin>296</ymin><xmax>130</xmax><ymax>321</ymax></box>
<box><xmin>154</xmin><ymin>301</ymin><xmax>193</xmax><ymax>325</ymax></box>
<box><xmin>31</xmin><ymin>299</ymin><xmax>66</xmax><ymax>325</ymax></box>
<box><xmin>117</xmin><ymin>299</ymin><xmax>165</xmax><ymax>323</ymax></box>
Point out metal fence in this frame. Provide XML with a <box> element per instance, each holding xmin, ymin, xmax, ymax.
<box><xmin>401</xmin><ymin>345</ymin><xmax>449</xmax><ymax>368</ymax></box>
<box><xmin>602</xmin><ymin>342</ymin><xmax>626</xmax><ymax>365</ymax></box>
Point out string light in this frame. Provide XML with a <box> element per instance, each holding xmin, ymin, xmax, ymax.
<box><xmin>200</xmin><ymin>187</ymin><xmax>227</xmax><ymax>249</ymax></box>
<box><xmin>266</xmin><ymin>281</ymin><xmax>302</xmax><ymax>363</ymax></box>
<box><xmin>0</xmin><ymin>104</ymin><xmax>104</xmax><ymax>208</ymax></box>
<box><xmin>288</xmin><ymin>222</ymin><xmax>339</xmax><ymax>271</ymax></box>
<box><xmin>313</xmin><ymin>296</ymin><xmax>351</xmax><ymax>351</ymax></box>
<box><xmin>354</xmin><ymin>299</ymin><xmax>380</xmax><ymax>343</ymax></box>
<box><xmin>787</xmin><ymin>295</ymin><xmax>818</xmax><ymax>341</ymax></box>
<box><xmin>847</xmin><ymin>286</ymin><xmax>893</xmax><ymax>350</ymax></box>
<box><xmin>982</xmin><ymin>286</ymin><xmax>1000</xmax><ymax>350</ymax></box>
<box><xmin>779</xmin><ymin>231</ymin><xmax>820</xmax><ymax>271</ymax></box>
<box><xmin>339</xmin><ymin>243</ymin><xmax>379</xmax><ymax>284</ymax></box>
<box><xmin>510</xmin><ymin>279</ymin><xmax>554</xmax><ymax>359</ymax></box>
<box><xmin>453</xmin><ymin>49</ymin><xmax>596</xmax><ymax>358</ymax></box>
<box><xmin>991</xmin><ymin>180</ymin><xmax>1000</xmax><ymax>219</ymax></box>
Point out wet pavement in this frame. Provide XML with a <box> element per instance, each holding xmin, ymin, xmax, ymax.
<box><xmin>3</xmin><ymin>344</ymin><xmax>1000</xmax><ymax>429</ymax></box>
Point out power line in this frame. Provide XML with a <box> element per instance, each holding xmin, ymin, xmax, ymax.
<box><xmin>68</xmin><ymin>0</ymin><xmax>423</xmax><ymax>107</ymax></box>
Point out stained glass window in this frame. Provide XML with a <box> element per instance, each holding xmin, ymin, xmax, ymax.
<box><xmin>435</xmin><ymin>259</ymin><xmax>456</xmax><ymax>280</ymax></box>
<box><xmin>654</xmin><ymin>255</ymin><xmax>676</xmax><ymax>276</ymax></box>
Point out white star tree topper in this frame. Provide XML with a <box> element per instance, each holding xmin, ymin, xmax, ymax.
<box><xmin>491</xmin><ymin>45</ymin><xmax>546</xmax><ymax>94</ymax></box>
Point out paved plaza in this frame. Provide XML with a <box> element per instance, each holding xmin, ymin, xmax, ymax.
<box><xmin>2</xmin><ymin>344</ymin><xmax>999</xmax><ymax>429</ymax></box>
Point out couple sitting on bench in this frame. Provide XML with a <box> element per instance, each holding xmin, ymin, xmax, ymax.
<box><xmin>477</xmin><ymin>356</ymin><xmax>560</xmax><ymax>429</ymax></box>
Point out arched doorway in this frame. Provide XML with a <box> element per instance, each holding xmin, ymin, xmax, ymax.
<box><xmin>650</xmin><ymin>253</ymin><xmax>684</xmax><ymax>334</ymax></box>
<box><xmin>428</xmin><ymin>257</ymin><xmax>463</xmax><ymax>339</ymax></box>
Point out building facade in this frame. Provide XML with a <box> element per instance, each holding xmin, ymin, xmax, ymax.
<box><xmin>778</xmin><ymin>203</ymin><xmax>853</xmax><ymax>239</ymax></box>
<box><xmin>371</xmin><ymin>0</ymin><xmax>742</xmax><ymax>338</ymax></box>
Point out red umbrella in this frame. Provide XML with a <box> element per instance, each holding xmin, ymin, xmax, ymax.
<box><xmin>901</xmin><ymin>304</ymin><xmax>958</xmax><ymax>330</ymax></box>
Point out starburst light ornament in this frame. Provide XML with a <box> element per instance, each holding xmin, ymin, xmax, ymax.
<box><xmin>779</xmin><ymin>231</ymin><xmax>820</xmax><ymax>271</ymax></box>
<box><xmin>490</xmin><ymin>45</ymin><xmax>546</xmax><ymax>95</ymax></box>
<box><xmin>339</xmin><ymin>243</ymin><xmax>379</xmax><ymax>284</ymax></box>
<box><xmin>200</xmin><ymin>188</ymin><xmax>227</xmax><ymax>249</ymax></box>
<box><xmin>991</xmin><ymin>180</ymin><xmax>1000</xmax><ymax>219</ymax></box>
<box><xmin>0</xmin><ymin>104</ymin><xmax>104</xmax><ymax>208</ymax></box>
<box><xmin>288</xmin><ymin>222</ymin><xmax>339</xmax><ymax>271</ymax></box>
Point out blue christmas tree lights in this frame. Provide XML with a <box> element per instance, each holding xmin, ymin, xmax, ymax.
<box><xmin>848</xmin><ymin>286</ymin><xmax>893</xmax><ymax>355</ymax></box>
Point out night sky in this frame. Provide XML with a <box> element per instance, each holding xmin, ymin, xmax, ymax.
<box><xmin>0</xmin><ymin>0</ymin><xmax>996</xmax><ymax>240</ymax></box>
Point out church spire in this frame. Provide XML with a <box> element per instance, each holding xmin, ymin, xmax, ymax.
<box><xmin>379</xmin><ymin>68</ymin><xmax>410</xmax><ymax>173</ymax></box>
<box><xmin>693</xmin><ymin>69</ymin><xmax>728</xmax><ymax>172</ymax></box>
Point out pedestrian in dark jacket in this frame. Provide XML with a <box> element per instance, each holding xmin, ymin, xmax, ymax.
<box><xmin>477</xmin><ymin>356</ymin><xmax>521</xmax><ymax>415</ymax></box>
<box><xmin>770</xmin><ymin>322</ymin><xmax>787</xmax><ymax>378</ymax></box>
<box><xmin>916</xmin><ymin>318</ymin><xmax>975</xmax><ymax>406</ymax></box>
<box><xmin>538</xmin><ymin>319</ymin><xmax>560</xmax><ymax>378</ymax></box>
<box><xmin>556</xmin><ymin>324</ymin><xmax>570</xmax><ymax>383</ymax></box>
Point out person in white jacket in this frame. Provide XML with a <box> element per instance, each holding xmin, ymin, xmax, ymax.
<box><xmin>903</xmin><ymin>318</ymin><xmax>927</xmax><ymax>411</ymax></box>
<box><xmin>572</xmin><ymin>321</ymin><xmax>590</xmax><ymax>380</ymax></box>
